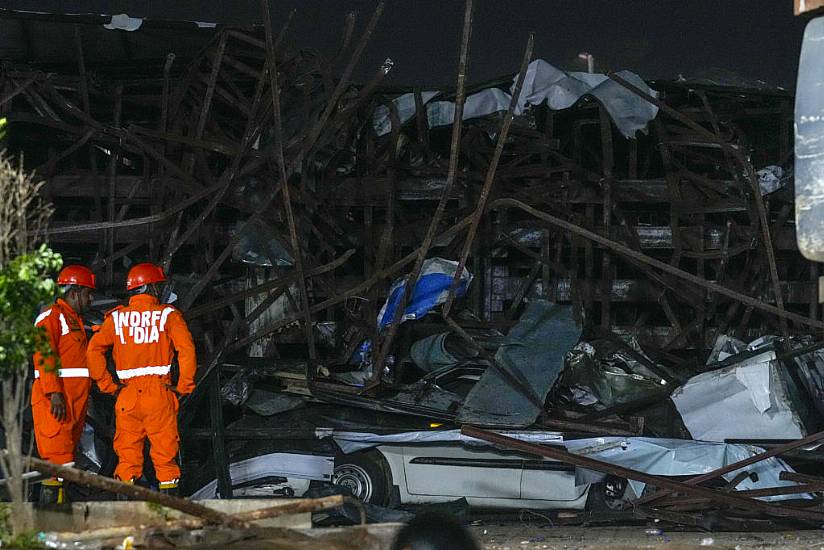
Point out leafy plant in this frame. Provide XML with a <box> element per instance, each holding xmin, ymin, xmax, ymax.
<box><xmin>0</xmin><ymin>152</ymin><xmax>56</xmax><ymax>536</ymax></box>
<box><xmin>0</xmin><ymin>245</ymin><xmax>62</xmax><ymax>376</ymax></box>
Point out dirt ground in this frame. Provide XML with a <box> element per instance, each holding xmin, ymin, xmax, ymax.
<box><xmin>470</xmin><ymin>525</ymin><xmax>824</xmax><ymax>550</ymax></box>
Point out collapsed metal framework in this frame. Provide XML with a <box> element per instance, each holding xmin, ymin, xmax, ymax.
<box><xmin>2</xmin><ymin>3</ymin><xmax>820</xmax><ymax>515</ymax></box>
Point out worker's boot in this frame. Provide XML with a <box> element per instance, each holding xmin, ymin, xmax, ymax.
<box><xmin>158</xmin><ymin>480</ymin><xmax>179</xmax><ymax>498</ymax></box>
<box><xmin>39</xmin><ymin>478</ymin><xmax>65</xmax><ymax>505</ymax></box>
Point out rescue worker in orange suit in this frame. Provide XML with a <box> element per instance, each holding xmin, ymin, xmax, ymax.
<box><xmin>32</xmin><ymin>265</ymin><xmax>96</xmax><ymax>504</ymax></box>
<box><xmin>87</xmin><ymin>263</ymin><xmax>196</xmax><ymax>495</ymax></box>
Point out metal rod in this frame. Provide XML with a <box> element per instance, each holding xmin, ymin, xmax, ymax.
<box><xmin>370</xmin><ymin>0</ymin><xmax>474</xmax><ymax>384</ymax></box>
<box><xmin>488</xmin><ymin>198</ymin><xmax>824</xmax><ymax>330</ymax></box>
<box><xmin>443</xmin><ymin>31</ymin><xmax>534</xmax><ymax>318</ymax></box>
<box><xmin>261</xmin><ymin>0</ymin><xmax>318</xmax><ymax>365</ymax></box>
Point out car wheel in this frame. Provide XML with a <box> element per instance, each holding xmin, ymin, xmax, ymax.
<box><xmin>585</xmin><ymin>476</ymin><xmax>628</xmax><ymax>512</ymax></box>
<box><xmin>332</xmin><ymin>451</ymin><xmax>391</xmax><ymax>506</ymax></box>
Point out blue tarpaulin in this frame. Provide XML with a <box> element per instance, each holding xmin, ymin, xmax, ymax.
<box><xmin>377</xmin><ymin>257</ymin><xmax>472</xmax><ymax>329</ymax></box>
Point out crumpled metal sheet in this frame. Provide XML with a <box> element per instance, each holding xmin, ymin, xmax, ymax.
<box><xmin>190</xmin><ymin>452</ymin><xmax>333</xmax><ymax>500</ymax></box>
<box><xmin>456</xmin><ymin>300</ymin><xmax>581</xmax><ymax>427</ymax></box>
<box><xmin>565</xmin><ymin>437</ymin><xmax>810</xmax><ymax>502</ymax></box>
<box><xmin>373</xmin><ymin>59</ymin><xmax>659</xmax><ymax>138</ymax></box>
<box><xmin>672</xmin><ymin>348</ymin><xmax>807</xmax><ymax>442</ymax></box>
<box><xmin>330</xmin><ymin>428</ymin><xmax>564</xmax><ymax>454</ymax></box>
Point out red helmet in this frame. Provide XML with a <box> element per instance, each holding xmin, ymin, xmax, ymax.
<box><xmin>126</xmin><ymin>262</ymin><xmax>166</xmax><ymax>291</ymax></box>
<box><xmin>57</xmin><ymin>265</ymin><xmax>96</xmax><ymax>289</ymax></box>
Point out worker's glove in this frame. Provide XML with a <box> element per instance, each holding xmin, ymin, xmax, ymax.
<box><xmin>49</xmin><ymin>392</ymin><xmax>67</xmax><ymax>422</ymax></box>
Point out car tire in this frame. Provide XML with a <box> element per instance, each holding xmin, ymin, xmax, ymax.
<box><xmin>585</xmin><ymin>476</ymin><xmax>628</xmax><ymax>512</ymax></box>
<box><xmin>332</xmin><ymin>450</ymin><xmax>392</xmax><ymax>506</ymax></box>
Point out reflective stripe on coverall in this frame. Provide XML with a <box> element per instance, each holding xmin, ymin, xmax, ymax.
<box><xmin>87</xmin><ymin>294</ymin><xmax>196</xmax><ymax>487</ymax></box>
<box><xmin>31</xmin><ymin>299</ymin><xmax>91</xmax><ymax>465</ymax></box>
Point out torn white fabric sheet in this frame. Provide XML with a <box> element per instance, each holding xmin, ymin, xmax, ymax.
<box><xmin>672</xmin><ymin>353</ymin><xmax>806</xmax><ymax>442</ymax></box>
<box><xmin>103</xmin><ymin>14</ymin><xmax>143</xmax><ymax>31</ymax></box>
<box><xmin>373</xmin><ymin>59</ymin><xmax>659</xmax><ymax>138</ymax></box>
<box><xmin>191</xmin><ymin>452</ymin><xmax>333</xmax><ymax>500</ymax></box>
<box><xmin>373</xmin><ymin>91</ymin><xmax>441</xmax><ymax>136</ymax></box>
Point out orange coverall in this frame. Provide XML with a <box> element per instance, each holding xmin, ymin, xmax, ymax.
<box><xmin>31</xmin><ymin>299</ymin><xmax>91</xmax><ymax>464</ymax></box>
<box><xmin>87</xmin><ymin>294</ymin><xmax>196</xmax><ymax>487</ymax></box>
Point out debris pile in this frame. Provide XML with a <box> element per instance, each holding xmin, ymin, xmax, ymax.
<box><xmin>3</xmin><ymin>2</ymin><xmax>824</xmax><ymax>540</ymax></box>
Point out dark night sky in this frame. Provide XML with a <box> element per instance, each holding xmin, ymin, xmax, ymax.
<box><xmin>276</xmin><ymin>0</ymin><xmax>812</xmax><ymax>89</ymax></box>
<box><xmin>1</xmin><ymin>1</ymin><xmax>816</xmax><ymax>88</ymax></box>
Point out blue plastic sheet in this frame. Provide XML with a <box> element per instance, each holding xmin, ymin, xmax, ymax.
<box><xmin>377</xmin><ymin>257</ymin><xmax>472</xmax><ymax>329</ymax></box>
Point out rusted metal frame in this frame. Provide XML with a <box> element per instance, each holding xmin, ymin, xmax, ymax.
<box><xmin>262</xmin><ymin>0</ymin><xmax>318</xmax><ymax>366</ymax></box>
<box><xmin>334</xmin><ymin>12</ymin><xmax>357</xmax><ymax>66</ymax></box>
<box><xmin>182</xmin><ymin>36</ymin><xmax>228</xmax><ymax>184</ymax></box>
<box><xmin>663</xmin><ymin>312</ymin><xmax>708</xmax><ymax>352</ymax></box>
<box><xmin>181</xmin><ymin>2</ymin><xmax>385</xmax><ymax>312</ymax></box>
<box><xmin>329</xmin><ymin>60</ymin><xmax>394</xmax><ymax>134</ymax></box>
<box><xmin>39</xmin><ymin>82</ymin><xmax>203</xmax><ymax>195</ymax></box>
<box><xmin>442</xmin><ymin>33</ymin><xmax>534</xmax><ymax>318</ymax></box>
<box><xmin>42</xmin><ymin>178</ymin><xmax>228</xmax><ymax>236</ymax></box>
<box><xmin>0</xmin><ymin>72</ymin><xmax>38</xmax><ymax>108</ymax></box>
<box><xmin>723</xmin><ymin>471</ymin><xmax>753</xmax><ymax>492</ymax></box>
<box><xmin>610</xmin><ymin>73</ymin><xmax>789</xmax><ymax>337</ymax></box>
<box><xmin>165</xmin><ymin>33</ymin><xmax>222</xmax><ymax>125</ymax></box>
<box><xmin>540</xmin><ymin>417</ymin><xmax>640</xmax><ymax>437</ymax></box>
<box><xmin>610</xmin><ymin>200</ymin><xmax>702</xmax><ymax>305</ymax></box>
<box><xmin>461</xmin><ymin>425</ymin><xmax>824</xmax><ymax>522</ymax></box>
<box><xmin>178</xmin><ymin>180</ymin><xmax>276</xmax><ymax>311</ymax></box>
<box><xmin>217</xmin><ymin>53</ymin><xmax>260</xmax><ymax>80</ymax></box>
<box><xmin>413</xmin><ymin>87</ymin><xmax>431</xmax><ymax>158</ymax></box>
<box><xmin>162</xmin><ymin>48</ymin><xmax>270</xmax><ymax>269</ymax></box>
<box><xmin>92</xmin><ymin>241</ymin><xmax>143</xmax><ymax>271</ymax></box>
<box><xmin>653</xmin><ymin>121</ymin><xmax>685</xmax><ymax>271</ymax></box>
<box><xmin>216</xmin><ymin>67</ymin><xmax>252</xmax><ymax>112</ymax></box>
<box><xmin>637</xmin><ymin>428</ymin><xmax>824</xmax><ymax>506</ymax></box>
<box><xmin>225</xmin><ymin>29</ymin><xmax>266</xmax><ymax>50</ymax></box>
<box><xmin>598</xmin><ymin>105</ymin><xmax>614</xmax><ymax>330</ymax></box>
<box><xmin>659</xmin><ymin>292</ymin><xmax>682</xmax><ymax>333</ymax></box>
<box><xmin>73</xmin><ymin>25</ymin><xmax>91</xmax><ymax>114</ymax></box>
<box><xmin>130</xmin><ymin>125</ymin><xmax>249</xmax><ymax>157</ymax></box>
<box><xmin>735</xmin><ymin>485</ymin><xmax>822</xmax><ymax>498</ymax></box>
<box><xmin>35</xmin><ymin>127</ymin><xmax>96</xmax><ymax>175</ymax></box>
<box><xmin>195</xmin><ymin>70</ymin><xmax>251</xmax><ymax>117</ymax></box>
<box><xmin>104</xmin><ymin>83</ymin><xmax>124</xmax><ymax>287</ymax></box>
<box><xmin>505</xmin><ymin>260</ymin><xmax>541</xmax><ymax>320</ymax></box>
<box><xmin>668</xmin><ymin>162</ymin><xmax>727</xmax><ymax>200</ymax></box>
<box><xmin>160</xmin><ymin>53</ymin><xmax>176</xmax><ymax>135</ymax></box>
<box><xmin>781</xmin><ymin>471</ymin><xmax>824</xmax><ymax>485</ymax></box>
<box><xmin>370</xmin><ymin>0</ymin><xmax>474</xmax><ymax>384</ymax></box>
<box><xmin>488</xmin><ymin>198</ymin><xmax>824</xmax><ymax>330</ymax></box>
<box><xmin>229</xmin><ymin>214</ymin><xmax>475</xmax><ymax>351</ymax></box>
<box><xmin>186</xmin><ymin>250</ymin><xmax>354</xmax><ymax>319</ymax></box>
<box><xmin>19</xmin><ymin>83</ymin><xmax>61</xmax><ymax>120</ymax></box>
<box><xmin>193</xmin><ymin>33</ymin><xmax>228</xmax><ymax>144</ymax></box>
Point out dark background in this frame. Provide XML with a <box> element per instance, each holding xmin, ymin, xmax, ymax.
<box><xmin>0</xmin><ymin>1</ymin><xmax>816</xmax><ymax>88</ymax></box>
